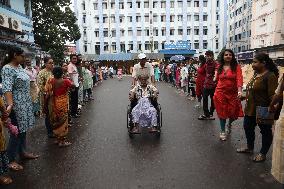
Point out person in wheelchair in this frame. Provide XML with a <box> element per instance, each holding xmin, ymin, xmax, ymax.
<box><xmin>129</xmin><ymin>75</ymin><xmax>159</xmax><ymax>134</ymax></box>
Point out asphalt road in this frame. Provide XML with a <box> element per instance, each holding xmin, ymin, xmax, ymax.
<box><xmin>3</xmin><ymin>76</ymin><xmax>282</xmax><ymax>189</ymax></box>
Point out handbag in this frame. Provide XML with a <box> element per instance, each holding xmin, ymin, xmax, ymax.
<box><xmin>256</xmin><ymin>106</ymin><xmax>275</xmax><ymax>125</ymax></box>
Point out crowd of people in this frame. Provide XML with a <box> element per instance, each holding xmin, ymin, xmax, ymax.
<box><xmin>0</xmin><ymin>47</ymin><xmax>116</xmax><ymax>185</ymax></box>
<box><xmin>0</xmin><ymin>46</ymin><xmax>283</xmax><ymax>187</ymax></box>
<box><xmin>155</xmin><ymin>50</ymin><xmax>283</xmax><ymax>187</ymax></box>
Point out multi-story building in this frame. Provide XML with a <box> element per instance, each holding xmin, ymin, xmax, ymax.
<box><xmin>251</xmin><ymin>0</ymin><xmax>284</xmax><ymax>61</ymax></box>
<box><xmin>74</xmin><ymin>0</ymin><xmax>227</xmax><ymax>57</ymax></box>
<box><xmin>227</xmin><ymin>0</ymin><xmax>252</xmax><ymax>53</ymax></box>
<box><xmin>0</xmin><ymin>0</ymin><xmax>35</xmax><ymax>58</ymax></box>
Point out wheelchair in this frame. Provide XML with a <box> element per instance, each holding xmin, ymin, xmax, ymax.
<box><xmin>127</xmin><ymin>97</ymin><xmax>163</xmax><ymax>138</ymax></box>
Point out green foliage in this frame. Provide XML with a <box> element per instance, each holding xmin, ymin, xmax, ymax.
<box><xmin>32</xmin><ymin>0</ymin><xmax>81</xmax><ymax>63</ymax></box>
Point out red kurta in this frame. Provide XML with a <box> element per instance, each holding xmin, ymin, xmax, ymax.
<box><xmin>175</xmin><ymin>67</ymin><xmax>181</xmax><ymax>86</ymax></box>
<box><xmin>213</xmin><ymin>64</ymin><xmax>244</xmax><ymax>119</ymax></box>
<box><xmin>195</xmin><ymin>64</ymin><xmax>206</xmax><ymax>97</ymax></box>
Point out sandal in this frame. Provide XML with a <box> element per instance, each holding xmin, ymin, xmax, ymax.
<box><xmin>198</xmin><ymin>115</ymin><xmax>209</xmax><ymax>120</ymax></box>
<box><xmin>236</xmin><ymin>148</ymin><xmax>253</xmax><ymax>154</ymax></box>
<box><xmin>58</xmin><ymin>141</ymin><xmax>72</xmax><ymax>148</ymax></box>
<box><xmin>253</xmin><ymin>153</ymin><xmax>266</xmax><ymax>162</ymax></box>
<box><xmin>149</xmin><ymin>127</ymin><xmax>158</xmax><ymax>133</ymax></box>
<box><xmin>20</xmin><ymin>153</ymin><xmax>40</xmax><ymax>160</ymax></box>
<box><xmin>8</xmin><ymin>162</ymin><xmax>23</xmax><ymax>171</ymax></box>
<box><xmin>130</xmin><ymin>127</ymin><xmax>140</xmax><ymax>134</ymax></box>
<box><xmin>0</xmin><ymin>176</ymin><xmax>12</xmax><ymax>185</ymax></box>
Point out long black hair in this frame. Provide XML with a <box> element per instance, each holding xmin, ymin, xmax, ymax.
<box><xmin>254</xmin><ymin>53</ymin><xmax>279</xmax><ymax>77</ymax></box>
<box><xmin>52</xmin><ymin>66</ymin><xmax>63</xmax><ymax>79</ymax></box>
<box><xmin>199</xmin><ymin>55</ymin><xmax>206</xmax><ymax>66</ymax></box>
<box><xmin>2</xmin><ymin>46</ymin><xmax>24</xmax><ymax>68</ymax></box>
<box><xmin>217</xmin><ymin>49</ymin><xmax>238</xmax><ymax>74</ymax></box>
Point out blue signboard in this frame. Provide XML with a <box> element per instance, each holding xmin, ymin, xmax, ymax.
<box><xmin>164</xmin><ymin>41</ymin><xmax>191</xmax><ymax>50</ymax></box>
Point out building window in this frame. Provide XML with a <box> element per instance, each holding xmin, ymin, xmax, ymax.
<box><xmin>128</xmin><ymin>2</ymin><xmax>132</xmax><ymax>8</ymax></box>
<box><xmin>110</xmin><ymin>16</ymin><xmax>115</xmax><ymax>23</ymax></box>
<box><xmin>138</xmin><ymin>43</ymin><xmax>142</xmax><ymax>51</ymax></box>
<box><xmin>93</xmin><ymin>3</ymin><xmax>98</xmax><ymax>10</ymax></box>
<box><xmin>136</xmin><ymin>2</ymin><xmax>141</xmax><ymax>8</ymax></box>
<box><xmin>145</xmin><ymin>43</ymin><xmax>151</xmax><ymax>50</ymax></box>
<box><xmin>137</xmin><ymin>30</ymin><xmax>142</xmax><ymax>36</ymax></box>
<box><xmin>145</xmin><ymin>29</ymin><xmax>150</xmax><ymax>36</ymax></box>
<box><xmin>121</xmin><ymin>30</ymin><xmax>125</xmax><ymax>37</ymax></box>
<box><xmin>136</xmin><ymin>16</ymin><xmax>141</xmax><ymax>22</ymax></box>
<box><xmin>144</xmin><ymin>2</ymin><xmax>149</xmax><ymax>8</ymax></box>
<box><xmin>194</xmin><ymin>29</ymin><xmax>199</xmax><ymax>35</ymax></box>
<box><xmin>102</xmin><ymin>3</ymin><xmax>107</xmax><ymax>9</ymax></box>
<box><xmin>119</xmin><ymin>3</ymin><xmax>124</xmax><ymax>9</ymax></box>
<box><xmin>216</xmin><ymin>14</ymin><xmax>219</xmax><ymax>21</ymax></box>
<box><xmin>187</xmin><ymin>0</ymin><xmax>191</xmax><ymax>7</ymax></box>
<box><xmin>95</xmin><ymin>31</ymin><xmax>99</xmax><ymax>37</ymax></box>
<box><xmin>95</xmin><ymin>17</ymin><xmax>99</xmax><ymax>23</ymax></box>
<box><xmin>178</xmin><ymin>1</ymin><xmax>183</xmax><ymax>8</ymax></box>
<box><xmin>128</xmin><ymin>44</ymin><xmax>133</xmax><ymax>51</ymax></box>
<box><xmin>216</xmin><ymin>40</ymin><xmax>219</xmax><ymax>49</ymax></box>
<box><xmin>187</xmin><ymin>15</ymin><xmax>191</xmax><ymax>21</ymax></box>
<box><xmin>170</xmin><ymin>1</ymin><xmax>174</xmax><ymax>8</ymax></box>
<box><xmin>145</xmin><ymin>16</ymin><xmax>149</xmax><ymax>22</ymax></box>
<box><xmin>170</xmin><ymin>15</ymin><xmax>175</xmax><ymax>22</ymax></box>
<box><xmin>187</xmin><ymin>28</ymin><xmax>191</xmax><ymax>35</ymax></box>
<box><xmin>216</xmin><ymin>26</ymin><xmax>219</xmax><ymax>34</ymax></box>
<box><xmin>203</xmin><ymin>0</ymin><xmax>208</xmax><ymax>7</ymax></box>
<box><xmin>161</xmin><ymin>15</ymin><xmax>166</xmax><ymax>22</ymax></box>
<box><xmin>120</xmin><ymin>16</ymin><xmax>124</xmax><ymax>23</ymax></box>
<box><xmin>103</xmin><ymin>17</ymin><xmax>108</xmax><ymax>23</ymax></box>
<box><xmin>170</xmin><ymin>29</ymin><xmax>175</xmax><ymax>35</ymax></box>
<box><xmin>217</xmin><ymin>0</ymin><xmax>219</xmax><ymax>7</ymax></box>
<box><xmin>194</xmin><ymin>1</ymin><xmax>199</xmax><ymax>7</ymax></box>
<box><xmin>112</xmin><ymin>44</ymin><xmax>116</xmax><ymax>52</ymax></box>
<box><xmin>154</xmin><ymin>29</ymin><xmax>158</xmax><ymax>36</ymax></box>
<box><xmin>162</xmin><ymin>29</ymin><xmax>166</xmax><ymax>36</ymax></box>
<box><xmin>154</xmin><ymin>41</ymin><xmax>159</xmax><ymax>50</ymax></box>
<box><xmin>178</xmin><ymin>15</ymin><xmax>183</xmax><ymax>21</ymax></box>
<box><xmin>178</xmin><ymin>29</ymin><xmax>183</xmax><ymax>35</ymax></box>
<box><xmin>203</xmin><ymin>41</ymin><xmax>208</xmax><ymax>49</ymax></box>
<box><xmin>203</xmin><ymin>15</ymin><xmax>208</xmax><ymax>21</ymax></box>
<box><xmin>128</xmin><ymin>16</ymin><xmax>132</xmax><ymax>22</ymax></box>
<box><xmin>128</xmin><ymin>30</ymin><xmax>133</xmax><ymax>36</ymax></box>
<box><xmin>0</xmin><ymin>0</ymin><xmax>11</xmax><ymax>7</ymax></box>
<box><xmin>153</xmin><ymin>1</ymin><xmax>158</xmax><ymax>8</ymax></box>
<box><xmin>83</xmin><ymin>29</ymin><xmax>87</xmax><ymax>36</ymax></box>
<box><xmin>83</xmin><ymin>15</ymin><xmax>86</xmax><ymax>23</ymax></box>
<box><xmin>84</xmin><ymin>45</ymin><xmax>87</xmax><ymax>52</ymax></box>
<box><xmin>161</xmin><ymin>2</ymin><xmax>166</xmax><ymax>8</ymax></box>
<box><xmin>194</xmin><ymin>43</ymin><xmax>199</xmax><ymax>49</ymax></box>
<box><xmin>104</xmin><ymin>45</ymin><xmax>109</xmax><ymax>51</ymax></box>
<box><xmin>111</xmin><ymin>30</ymin><xmax>116</xmax><ymax>37</ymax></box>
<box><xmin>194</xmin><ymin>15</ymin><xmax>199</xmax><ymax>21</ymax></box>
<box><xmin>103</xmin><ymin>31</ymin><xmax>108</xmax><ymax>37</ymax></box>
<box><xmin>111</xmin><ymin>3</ymin><xmax>115</xmax><ymax>9</ymax></box>
<box><xmin>153</xmin><ymin>15</ymin><xmax>158</xmax><ymax>22</ymax></box>
<box><xmin>203</xmin><ymin>28</ymin><xmax>208</xmax><ymax>35</ymax></box>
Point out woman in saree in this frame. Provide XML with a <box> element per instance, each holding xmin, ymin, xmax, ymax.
<box><xmin>45</xmin><ymin>66</ymin><xmax>74</xmax><ymax>147</ymax></box>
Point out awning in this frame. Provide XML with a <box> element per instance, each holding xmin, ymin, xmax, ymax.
<box><xmin>159</xmin><ymin>49</ymin><xmax>196</xmax><ymax>55</ymax></box>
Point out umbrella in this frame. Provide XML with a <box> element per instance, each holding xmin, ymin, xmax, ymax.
<box><xmin>170</xmin><ymin>55</ymin><xmax>185</xmax><ymax>61</ymax></box>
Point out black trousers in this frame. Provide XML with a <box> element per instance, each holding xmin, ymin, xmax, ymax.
<box><xmin>188</xmin><ymin>86</ymin><xmax>196</xmax><ymax>97</ymax></box>
<box><xmin>203</xmin><ymin>88</ymin><xmax>215</xmax><ymax>117</ymax></box>
<box><xmin>243</xmin><ymin>115</ymin><xmax>273</xmax><ymax>155</ymax></box>
<box><xmin>70</xmin><ymin>87</ymin><xmax>79</xmax><ymax>116</ymax></box>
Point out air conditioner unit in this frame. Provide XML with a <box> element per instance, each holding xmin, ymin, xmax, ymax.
<box><xmin>0</xmin><ymin>14</ymin><xmax>9</xmax><ymax>28</ymax></box>
<box><xmin>9</xmin><ymin>17</ymin><xmax>22</xmax><ymax>32</ymax></box>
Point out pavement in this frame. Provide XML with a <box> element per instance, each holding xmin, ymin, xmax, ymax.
<box><xmin>3</xmin><ymin>76</ymin><xmax>282</xmax><ymax>189</ymax></box>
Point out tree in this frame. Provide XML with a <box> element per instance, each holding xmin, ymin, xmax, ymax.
<box><xmin>31</xmin><ymin>0</ymin><xmax>81</xmax><ymax>63</ymax></box>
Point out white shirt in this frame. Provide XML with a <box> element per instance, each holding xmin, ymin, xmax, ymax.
<box><xmin>132</xmin><ymin>62</ymin><xmax>154</xmax><ymax>80</ymax></box>
<box><xmin>68</xmin><ymin>63</ymin><xmax>79</xmax><ymax>87</ymax></box>
<box><xmin>109</xmin><ymin>67</ymin><xmax>114</xmax><ymax>73</ymax></box>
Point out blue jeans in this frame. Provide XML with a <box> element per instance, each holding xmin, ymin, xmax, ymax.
<box><xmin>7</xmin><ymin>132</ymin><xmax>27</xmax><ymax>162</ymax></box>
<box><xmin>45</xmin><ymin>115</ymin><xmax>53</xmax><ymax>136</ymax></box>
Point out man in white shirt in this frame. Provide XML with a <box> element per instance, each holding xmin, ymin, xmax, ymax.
<box><xmin>109</xmin><ymin>66</ymin><xmax>114</xmax><ymax>78</ymax></box>
<box><xmin>132</xmin><ymin>53</ymin><xmax>155</xmax><ymax>86</ymax></box>
<box><xmin>68</xmin><ymin>54</ymin><xmax>80</xmax><ymax>117</ymax></box>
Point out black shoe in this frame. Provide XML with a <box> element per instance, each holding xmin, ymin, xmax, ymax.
<box><xmin>71</xmin><ymin>114</ymin><xmax>80</xmax><ymax>118</ymax></box>
<box><xmin>48</xmin><ymin>134</ymin><xmax>56</xmax><ymax>138</ymax></box>
<box><xmin>198</xmin><ymin>115</ymin><xmax>210</xmax><ymax>120</ymax></box>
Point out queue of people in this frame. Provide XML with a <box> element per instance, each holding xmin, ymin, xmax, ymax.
<box><xmin>0</xmin><ymin>47</ymin><xmax>104</xmax><ymax>185</ymax></box>
<box><xmin>159</xmin><ymin>49</ymin><xmax>284</xmax><ymax>187</ymax></box>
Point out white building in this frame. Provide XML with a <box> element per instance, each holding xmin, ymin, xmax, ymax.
<box><xmin>73</xmin><ymin>0</ymin><xmax>227</xmax><ymax>57</ymax></box>
<box><xmin>227</xmin><ymin>0</ymin><xmax>252</xmax><ymax>53</ymax></box>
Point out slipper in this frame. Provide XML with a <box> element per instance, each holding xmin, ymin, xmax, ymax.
<box><xmin>253</xmin><ymin>153</ymin><xmax>266</xmax><ymax>162</ymax></box>
<box><xmin>0</xmin><ymin>176</ymin><xmax>12</xmax><ymax>185</ymax></box>
<box><xmin>236</xmin><ymin>148</ymin><xmax>253</xmax><ymax>154</ymax></box>
<box><xmin>8</xmin><ymin>162</ymin><xmax>23</xmax><ymax>171</ymax></box>
<box><xmin>58</xmin><ymin>141</ymin><xmax>72</xmax><ymax>148</ymax></box>
<box><xmin>198</xmin><ymin>115</ymin><xmax>209</xmax><ymax>120</ymax></box>
<box><xmin>20</xmin><ymin>153</ymin><xmax>40</xmax><ymax>160</ymax></box>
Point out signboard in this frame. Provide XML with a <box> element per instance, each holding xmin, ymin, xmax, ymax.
<box><xmin>164</xmin><ymin>41</ymin><xmax>191</xmax><ymax>50</ymax></box>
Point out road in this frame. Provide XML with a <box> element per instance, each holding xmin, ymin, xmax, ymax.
<box><xmin>4</xmin><ymin>76</ymin><xmax>281</xmax><ymax>189</ymax></box>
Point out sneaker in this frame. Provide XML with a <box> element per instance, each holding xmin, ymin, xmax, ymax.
<box><xmin>220</xmin><ymin>132</ymin><xmax>227</xmax><ymax>141</ymax></box>
<box><xmin>195</xmin><ymin>104</ymin><xmax>200</xmax><ymax>108</ymax></box>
